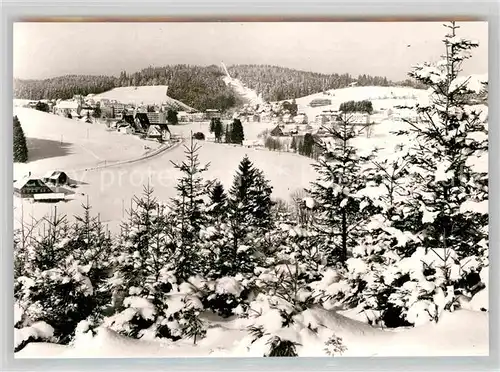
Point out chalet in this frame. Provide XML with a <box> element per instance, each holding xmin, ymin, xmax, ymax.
<box><xmin>309</xmin><ymin>98</ymin><xmax>332</xmax><ymax>107</ymax></box>
<box><xmin>14</xmin><ymin>177</ymin><xmax>53</xmax><ymax>198</ymax></box>
<box><xmin>205</xmin><ymin>109</ymin><xmax>221</xmax><ymax>120</ymax></box>
<box><xmin>293</xmin><ymin>113</ymin><xmax>308</xmax><ymax>124</ymax></box>
<box><xmin>120</xmin><ymin>114</ymin><xmax>136</xmax><ymax>128</ymax></box>
<box><xmin>270</xmin><ymin>125</ymin><xmax>284</xmax><ymax>137</ymax></box>
<box><xmin>43</xmin><ymin>170</ymin><xmax>69</xmax><ymax>185</ymax></box>
<box><xmin>54</xmin><ymin>100</ymin><xmax>81</xmax><ymax>117</ymax></box>
<box><xmin>135</xmin><ymin>113</ymin><xmax>150</xmax><ymax>132</ymax></box>
<box><xmin>147</xmin><ymin>124</ymin><xmax>171</xmax><ymax>141</ymax></box>
<box><xmin>177</xmin><ymin>111</ymin><xmax>190</xmax><ymax>122</ymax></box>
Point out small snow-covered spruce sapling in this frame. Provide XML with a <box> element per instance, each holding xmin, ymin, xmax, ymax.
<box><xmin>265</xmin><ymin>336</ymin><xmax>301</xmax><ymax>357</ymax></box>
<box><xmin>180</xmin><ymin>308</ymin><xmax>206</xmax><ymax>345</ymax></box>
<box><xmin>109</xmin><ymin>184</ymin><xmax>176</xmax><ymax>339</ymax></box>
<box><xmin>324</xmin><ymin>334</ymin><xmax>348</xmax><ymax>356</ymax></box>
<box><xmin>169</xmin><ymin>137</ymin><xmax>211</xmax><ymax>281</ymax></box>
<box><xmin>15</xmin><ymin>204</ymin><xmax>113</xmax><ymax>345</ymax></box>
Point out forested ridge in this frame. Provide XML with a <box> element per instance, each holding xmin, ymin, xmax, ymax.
<box><xmin>14</xmin><ymin>64</ymin><xmax>425</xmax><ymax>110</ymax></box>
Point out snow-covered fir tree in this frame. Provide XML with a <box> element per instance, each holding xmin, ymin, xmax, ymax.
<box><xmin>337</xmin><ymin>21</ymin><xmax>489</xmax><ymax>327</ymax></box>
<box><xmin>15</xmin><ymin>203</ymin><xmax>114</xmax><ymax>345</ymax></box>
<box><xmin>224</xmin><ymin>155</ymin><xmax>274</xmax><ymax>275</ymax></box>
<box><xmin>308</xmin><ymin>114</ymin><xmax>379</xmax><ymax>265</ymax></box>
<box><xmin>105</xmin><ymin>185</ymin><xmax>178</xmax><ymax>339</ymax></box>
<box><xmin>169</xmin><ymin>138</ymin><xmax>211</xmax><ymax>280</ymax></box>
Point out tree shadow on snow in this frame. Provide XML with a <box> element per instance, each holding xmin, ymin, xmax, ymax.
<box><xmin>68</xmin><ymin>178</ymin><xmax>89</xmax><ymax>186</ymax></box>
<box><xmin>26</xmin><ymin>138</ymin><xmax>73</xmax><ymax>162</ymax></box>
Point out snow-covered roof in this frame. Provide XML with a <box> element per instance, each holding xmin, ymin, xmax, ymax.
<box><xmin>13</xmin><ymin>177</ymin><xmax>49</xmax><ymax>190</ymax></box>
<box><xmin>43</xmin><ymin>170</ymin><xmax>65</xmax><ymax>179</ymax></box>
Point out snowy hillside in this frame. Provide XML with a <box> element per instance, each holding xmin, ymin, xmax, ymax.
<box><xmin>13</xmin><ymin>107</ymin><xmax>162</xmax><ymax>180</ymax></box>
<box><xmin>12</xmin><ymin>22</ymin><xmax>489</xmax><ymax>361</ymax></box>
<box><xmin>281</xmin><ymin>85</ymin><xmax>430</xmax><ymax>119</ymax></box>
<box><xmin>92</xmin><ymin>86</ymin><xmax>194</xmax><ymax>110</ymax></box>
<box><xmin>222</xmin><ymin>76</ymin><xmax>265</xmax><ymax>106</ymax></box>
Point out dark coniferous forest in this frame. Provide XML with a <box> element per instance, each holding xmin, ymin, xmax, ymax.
<box><xmin>14</xmin><ymin>64</ymin><xmax>426</xmax><ymax>111</ymax></box>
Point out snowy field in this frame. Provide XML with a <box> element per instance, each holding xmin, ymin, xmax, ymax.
<box><xmin>281</xmin><ymin>86</ymin><xmax>430</xmax><ymax>120</ymax></box>
<box><xmin>14</xmin><ymin>140</ymin><xmax>318</xmax><ymax>234</ymax></box>
<box><xmin>92</xmin><ymin>86</ymin><xmax>194</xmax><ymax>110</ymax></box>
<box><xmin>12</xmin><ymin>107</ymin><xmax>163</xmax><ymax>180</ymax></box>
<box><xmin>13</xmin><ymin>107</ymin><xmax>313</xmax><ymax>234</ymax></box>
<box><xmin>13</xmin><ymin>81</ymin><xmax>489</xmax><ymax>358</ymax></box>
<box><xmin>171</xmin><ymin>119</ymin><xmax>276</xmax><ymax>142</ymax></box>
<box><xmin>15</xmin><ymin>308</ymin><xmax>488</xmax><ymax>358</ymax></box>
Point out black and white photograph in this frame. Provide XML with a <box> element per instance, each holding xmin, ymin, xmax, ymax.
<box><xmin>12</xmin><ymin>20</ymin><xmax>489</xmax><ymax>358</ymax></box>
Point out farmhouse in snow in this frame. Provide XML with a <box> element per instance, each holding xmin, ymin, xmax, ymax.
<box><xmin>270</xmin><ymin>125</ymin><xmax>284</xmax><ymax>137</ymax></box>
<box><xmin>14</xmin><ymin>177</ymin><xmax>53</xmax><ymax>198</ymax></box>
<box><xmin>43</xmin><ymin>171</ymin><xmax>69</xmax><ymax>186</ymax></box>
<box><xmin>147</xmin><ymin>124</ymin><xmax>171</xmax><ymax>141</ymax></box>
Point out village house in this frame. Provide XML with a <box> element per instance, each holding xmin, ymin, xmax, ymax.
<box><xmin>177</xmin><ymin>111</ymin><xmax>190</xmax><ymax>122</ymax></box>
<box><xmin>43</xmin><ymin>170</ymin><xmax>69</xmax><ymax>186</ymax></box>
<box><xmin>147</xmin><ymin>123</ymin><xmax>171</xmax><ymax>141</ymax></box>
<box><xmin>134</xmin><ymin>113</ymin><xmax>150</xmax><ymax>132</ymax></box>
<box><xmin>309</xmin><ymin>98</ymin><xmax>332</xmax><ymax>107</ymax></box>
<box><xmin>54</xmin><ymin>100</ymin><xmax>81</xmax><ymax>117</ymax></box>
<box><xmin>119</xmin><ymin>126</ymin><xmax>135</xmax><ymax>135</ymax></box>
<box><xmin>270</xmin><ymin>125</ymin><xmax>284</xmax><ymax>137</ymax></box>
<box><xmin>293</xmin><ymin>113</ymin><xmax>308</xmax><ymax>124</ymax></box>
<box><xmin>315</xmin><ymin>114</ymin><xmax>329</xmax><ymax>125</ymax></box>
<box><xmin>14</xmin><ymin>177</ymin><xmax>53</xmax><ymax>198</ymax></box>
<box><xmin>205</xmin><ymin>109</ymin><xmax>221</xmax><ymax>120</ymax></box>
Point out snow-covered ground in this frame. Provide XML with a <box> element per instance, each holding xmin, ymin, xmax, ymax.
<box><xmin>92</xmin><ymin>86</ymin><xmax>194</xmax><ymax>110</ymax></box>
<box><xmin>12</xmin><ymin>82</ymin><xmax>489</xmax><ymax>358</ymax></box>
<box><xmin>15</xmin><ymin>308</ymin><xmax>488</xmax><ymax>358</ymax></box>
<box><xmin>13</xmin><ymin>107</ymin><xmax>314</xmax><ymax>234</ymax></box>
<box><xmin>14</xmin><ymin>139</ymin><xmax>317</xmax><ymax>234</ymax></box>
<box><xmin>279</xmin><ymin>86</ymin><xmax>430</xmax><ymax>120</ymax></box>
<box><xmin>172</xmin><ymin>119</ymin><xmax>276</xmax><ymax>142</ymax></box>
<box><xmin>13</xmin><ymin>107</ymin><xmax>163</xmax><ymax>181</ymax></box>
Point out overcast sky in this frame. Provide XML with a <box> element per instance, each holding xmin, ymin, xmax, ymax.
<box><xmin>13</xmin><ymin>21</ymin><xmax>488</xmax><ymax>81</ymax></box>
